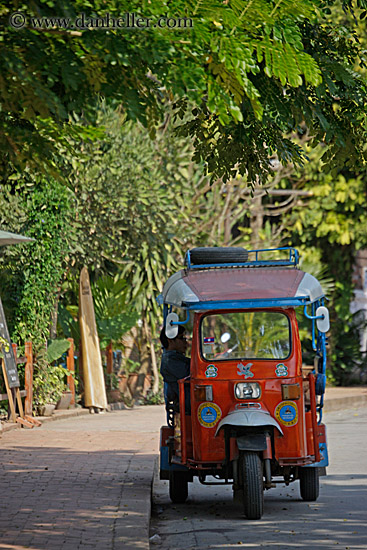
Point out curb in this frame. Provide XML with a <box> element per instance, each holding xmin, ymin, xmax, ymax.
<box><xmin>1</xmin><ymin>401</ymin><xmax>130</xmax><ymax>432</ymax></box>
<box><xmin>324</xmin><ymin>393</ymin><xmax>367</xmax><ymax>412</ymax></box>
<box><xmin>1</xmin><ymin>406</ymin><xmax>90</xmax><ymax>432</ymax></box>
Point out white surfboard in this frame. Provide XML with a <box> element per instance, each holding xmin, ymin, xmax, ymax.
<box><xmin>79</xmin><ymin>267</ymin><xmax>107</xmax><ymax>410</ymax></box>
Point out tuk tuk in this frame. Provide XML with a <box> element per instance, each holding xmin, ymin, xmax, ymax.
<box><xmin>158</xmin><ymin>247</ymin><xmax>329</xmax><ymax>519</ymax></box>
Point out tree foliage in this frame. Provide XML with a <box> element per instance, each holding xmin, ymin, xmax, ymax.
<box><xmin>1</xmin><ymin>0</ymin><xmax>367</xmax><ymax>390</ymax></box>
<box><xmin>92</xmin><ymin>276</ymin><xmax>139</xmax><ymax>349</ymax></box>
<box><xmin>1</xmin><ymin>0</ymin><xmax>366</xmax><ymax>184</ymax></box>
<box><xmin>0</xmin><ymin>176</ymin><xmax>73</xmax><ymax>348</ymax></box>
<box><xmin>271</xmin><ymin>142</ymin><xmax>367</xmax><ymax>384</ymax></box>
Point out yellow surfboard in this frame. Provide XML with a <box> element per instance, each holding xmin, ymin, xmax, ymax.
<box><xmin>79</xmin><ymin>267</ymin><xmax>107</xmax><ymax>410</ymax></box>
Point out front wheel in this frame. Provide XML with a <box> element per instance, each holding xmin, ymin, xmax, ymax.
<box><xmin>241</xmin><ymin>452</ymin><xmax>264</xmax><ymax>520</ymax></box>
<box><xmin>169</xmin><ymin>471</ymin><xmax>188</xmax><ymax>504</ymax></box>
<box><xmin>299</xmin><ymin>467</ymin><xmax>319</xmax><ymax>501</ymax></box>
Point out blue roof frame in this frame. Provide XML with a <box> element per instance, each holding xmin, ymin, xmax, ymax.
<box><xmin>183</xmin><ymin>296</ymin><xmax>310</xmax><ymax>311</ymax></box>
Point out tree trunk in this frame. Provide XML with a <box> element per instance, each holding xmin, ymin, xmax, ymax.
<box><xmin>250</xmin><ymin>193</ymin><xmax>264</xmax><ymax>248</ymax></box>
<box><xmin>145</xmin><ymin>319</ymin><xmax>159</xmax><ymax>394</ymax></box>
<box><xmin>132</xmin><ymin>317</ymin><xmax>151</xmax><ymax>400</ymax></box>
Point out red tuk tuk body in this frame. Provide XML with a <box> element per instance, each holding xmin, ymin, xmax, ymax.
<box><xmin>190</xmin><ymin>308</ymin><xmax>311</xmax><ymax>464</ymax></box>
<box><xmin>159</xmin><ymin>248</ymin><xmax>329</xmax><ymax>519</ymax></box>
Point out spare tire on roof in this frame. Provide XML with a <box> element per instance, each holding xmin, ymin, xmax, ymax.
<box><xmin>187</xmin><ymin>247</ymin><xmax>248</xmax><ymax>266</ymax></box>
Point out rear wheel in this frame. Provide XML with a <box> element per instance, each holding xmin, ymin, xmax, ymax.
<box><xmin>169</xmin><ymin>471</ymin><xmax>188</xmax><ymax>504</ymax></box>
<box><xmin>241</xmin><ymin>452</ymin><xmax>264</xmax><ymax>520</ymax></box>
<box><xmin>299</xmin><ymin>467</ymin><xmax>319</xmax><ymax>501</ymax></box>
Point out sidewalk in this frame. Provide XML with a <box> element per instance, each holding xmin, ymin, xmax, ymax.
<box><xmin>0</xmin><ymin>387</ymin><xmax>366</xmax><ymax>550</ymax></box>
<box><xmin>0</xmin><ymin>404</ymin><xmax>166</xmax><ymax>550</ymax></box>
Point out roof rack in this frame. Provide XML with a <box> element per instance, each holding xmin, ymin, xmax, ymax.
<box><xmin>185</xmin><ymin>247</ymin><xmax>299</xmax><ymax>271</ymax></box>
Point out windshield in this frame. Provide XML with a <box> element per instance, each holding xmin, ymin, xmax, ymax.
<box><xmin>201</xmin><ymin>311</ymin><xmax>291</xmax><ymax>361</ymax></box>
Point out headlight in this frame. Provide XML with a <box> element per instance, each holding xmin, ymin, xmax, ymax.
<box><xmin>235</xmin><ymin>382</ymin><xmax>261</xmax><ymax>399</ymax></box>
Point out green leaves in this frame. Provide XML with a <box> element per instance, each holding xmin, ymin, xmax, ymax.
<box><xmin>257</xmin><ymin>39</ymin><xmax>322</xmax><ymax>87</ymax></box>
<box><xmin>0</xmin><ymin>176</ymin><xmax>73</xmax><ymax>348</ymax></box>
<box><xmin>91</xmin><ymin>275</ymin><xmax>139</xmax><ymax>348</ymax></box>
<box><xmin>1</xmin><ymin>0</ymin><xmax>366</xmax><ymax>186</ymax></box>
<box><xmin>272</xmin><ymin>138</ymin><xmax>367</xmax><ymax>384</ymax></box>
<box><xmin>46</xmin><ymin>339</ymin><xmax>71</xmax><ymax>363</ymax></box>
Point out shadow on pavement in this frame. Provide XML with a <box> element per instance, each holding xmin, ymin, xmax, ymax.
<box><xmin>0</xmin><ymin>445</ymin><xmax>154</xmax><ymax>550</ymax></box>
<box><xmin>151</xmin><ymin>474</ymin><xmax>367</xmax><ymax>549</ymax></box>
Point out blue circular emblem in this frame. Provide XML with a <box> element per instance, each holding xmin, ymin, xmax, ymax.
<box><xmin>279</xmin><ymin>405</ymin><xmax>296</xmax><ymax>422</ymax></box>
<box><xmin>201</xmin><ymin>406</ymin><xmax>217</xmax><ymax>423</ymax></box>
<box><xmin>275</xmin><ymin>401</ymin><xmax>298</xmax><ymax>426</ymax></box>
<box><xmin>198</xmin><ymin>402</ymin><xmax>222</xmax><ymax>428</ymax></box>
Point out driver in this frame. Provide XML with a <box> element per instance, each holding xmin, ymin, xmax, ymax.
<box><xmin>160</xmin><ymin>325</ymin><xmax>190</xmax><ymax>413</ymax></box>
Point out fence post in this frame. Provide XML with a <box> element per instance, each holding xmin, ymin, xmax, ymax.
<box><xmin>11</xmin><ymin>343</ymin><xmax>18</xmax><ymax>414</ymax></box>
<box><xmin>66</xmin><ymin>338</ymin><xmax>75</xmax><ymax>405</ymax></box>
<box><xmin>24</xmin><ymin>341</ymin><xmax>33</xmax><ymax>416</ymax></box>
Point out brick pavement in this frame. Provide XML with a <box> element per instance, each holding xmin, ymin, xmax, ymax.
<box><xmin>0</xmin><ymin>388</ymin><xmax>366</xmax><ymax>550</ymax></box>
<box><xmin>0</xmin><ymin>406</ymin><xmax>166</xmax><ymax>550</ymax></box>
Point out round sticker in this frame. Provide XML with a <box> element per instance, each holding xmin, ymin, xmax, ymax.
<box><xmin>275</xmin><ymin>401</ymin><xmax>298</xmax><ymax>427</ymax></box>
<box><xmin>197</xmin><ymin>402</ymin><xmax>222</xmax><ymax>428</ymax></box>
<box><xmin>205</xmin><ymin>364</ymin><xmax>218</xmax><ymax>378</ymax></box>
<box><xmin>275</xmin><ymin>363</ymin><xmax>288</xmax><ymax>377</ymax></box>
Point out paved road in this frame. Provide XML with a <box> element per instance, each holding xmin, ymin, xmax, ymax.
<box><xmin>150</xmin><ymin>406</ymin><xmax>367</xmax><ymax>549</ymax></box>
<box><xmin>0</xmin><ymin>406</ymin><xmax>165</xmax><ymax>550</ymax></box>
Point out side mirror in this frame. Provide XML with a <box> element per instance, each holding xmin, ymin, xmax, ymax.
<box><xmin>165</xmin><ymin>312</ymin><xmax>179</xmax><ymax>339</ymax></box>
<box><xmin>316</xmin><ymin>306</ymin><xmax>330</xmax><ymax>333</ymax></box>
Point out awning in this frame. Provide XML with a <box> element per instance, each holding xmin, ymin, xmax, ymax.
<box><xmin>161</xmin><ymin>267</ymin><xmax>324</xmax><ymax>308</ymax></box>
<box><xmin>0</xmin><ymin>230</ymin><xmax>34</xmax><ymax>246</ymax></box>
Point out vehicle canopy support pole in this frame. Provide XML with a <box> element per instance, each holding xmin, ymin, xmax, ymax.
<box><xmin>178</xmin><ymin>378</ymin><xmax>188</xmax><ymax>465</ymax></box>
<box><xmin>171</xmin><ymin>310</ymin><xmax>190</xmax><ymax>326</ymax></box>
<box><xmin>304</xmin><ymin>301</ymin><xmax>325</xmax><ymax>351</ymax></box>
<box><xmin>308</xmin><ymin>373</ymin><xmax>321</xmax><ymax>462</ymax></box>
